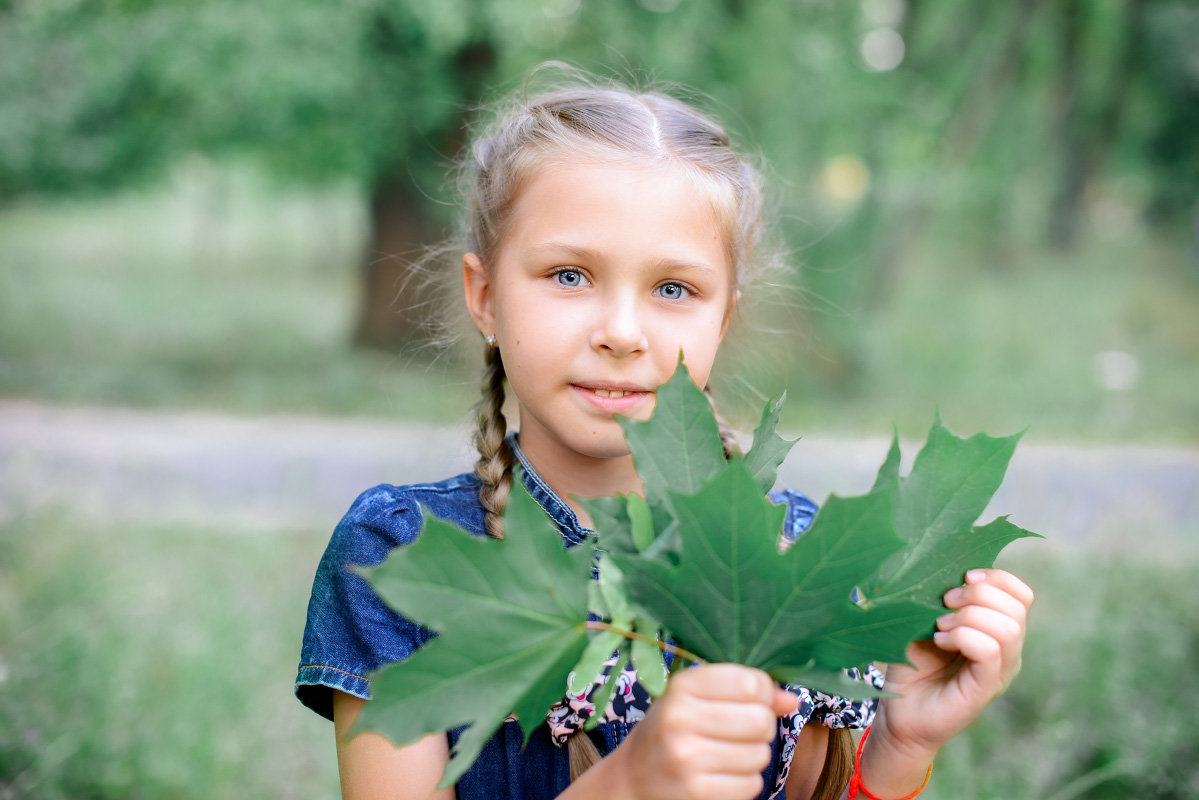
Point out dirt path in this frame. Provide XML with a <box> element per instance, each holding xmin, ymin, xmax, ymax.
<box><xmin>2</xmin><ymin>399</ymin><xmax>1196</xmax><ymax>550</ymax></box>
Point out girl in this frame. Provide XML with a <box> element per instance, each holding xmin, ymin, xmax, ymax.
<box><xmin>296</xmin><ymin>75</ymin><xmax>1033</xmax><ymax>800</ymax></box>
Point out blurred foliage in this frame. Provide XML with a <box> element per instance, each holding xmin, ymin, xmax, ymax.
<box><xmin>2</xmin><ymin>0</ymin><xmax>1196</xmax><ymax>348</ymax></box>
<box><xmin>0</xmin><ymin>510</ymin><xmax>336</xmax><ymax>799</ymax></box>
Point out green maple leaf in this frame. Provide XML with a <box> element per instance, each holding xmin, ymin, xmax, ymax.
<box><xmin>862</xmin><ymin>417</ymin><xmax>1041</xmax><ymax>611</ymax></box>
<box><xmin>607</xmin><ymin>362</ymin><xmax>796</xmax><ymax>557</ymax></box>
<box><xmin>355</xmin><ymin>474</ymin><xmax>593</xmax><ymax>787</ymax></box>
<box><xmin>602</xmin><ymin>364</ymin><xmax>1040</xmax><ymax>697</ymax></box>
<box><xmin>619</xmin><ymin>359</ymin><xmax>726</xmax><ymax>503</ymax></box>
<box><xmin>608</xmin><ymin>461</ymin><xmax>934</xmax><ymax>695</ymax></box>
<box><xmin>744</xmin><ymin>393</ymin><xmax>799</xmax><ymax>494</ymax></box>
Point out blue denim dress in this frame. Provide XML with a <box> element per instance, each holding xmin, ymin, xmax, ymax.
<box><xmin>295</xmin><ymin>439</ymin><xmax>875</xmax><ymax>800</ymax></box>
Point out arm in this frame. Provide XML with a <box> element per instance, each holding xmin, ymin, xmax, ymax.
<box><xmin>784</xmin><ymin>724</ymin><xmax>833</xmax><ymax>800</ymax></box>
<box><xmin>332</xmin><ymin>691</ymin><xmax>456</xmax><ymax>800</ymax></box>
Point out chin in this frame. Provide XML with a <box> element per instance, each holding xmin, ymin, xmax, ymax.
<box><xmin>568</xmin><ymin>428</ymin><xmax>634</xmax><ymax>462</ymax></box>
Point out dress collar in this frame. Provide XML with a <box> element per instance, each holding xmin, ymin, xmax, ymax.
<box><xmin>507</xmin><ymin>433</ymin><xmax>593</xmax><ymax>546</ymax></box>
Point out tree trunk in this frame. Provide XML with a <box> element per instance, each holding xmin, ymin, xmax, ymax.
<box><xmin>352</xmin><ymin>36</ymin><xmax>495</xmax><ymax>350</ymax></box>
<box><xmin>352</xmin><ymin>176</ymin><xmax>442</xmax><ymax>349</ymax></box>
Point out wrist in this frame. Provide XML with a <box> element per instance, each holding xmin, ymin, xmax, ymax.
<box><xmin>851</xmin><ymin>723</ymin><xmax>936</xmax><ymax>800</ymax></box>
<box><xmin>867</xmin><ymin>703</ymin><xmax>941</xmax><ymax>768</ymax></box>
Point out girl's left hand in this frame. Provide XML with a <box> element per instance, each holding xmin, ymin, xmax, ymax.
<box><xmin>873</xmin><ymin>568</ymin><xmax>1034</xmax><ymax>756</ymax></box>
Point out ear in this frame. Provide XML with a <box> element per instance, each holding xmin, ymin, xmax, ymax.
<box><xmin>462</xmin><ymin>252</ymin><xmax>495</xmax><ymax>337</ymax></box>
<box><xmin>720</xmin><ymin>288</ymin><xmax>741</xmax><ymax>339</ymax></box>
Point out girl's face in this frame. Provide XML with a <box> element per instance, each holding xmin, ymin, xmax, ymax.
<box><xmin>464</xmin><ymin>159</ymin><xmax>735</xmax><ymax>473</ymax></box>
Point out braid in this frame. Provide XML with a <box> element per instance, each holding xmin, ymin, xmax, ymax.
<box><xmin>473</xmin><ymin>344</ymin><xmax>514</xmax><ymax>539</ymax></box>
<box><xmin>704</xmin><ymin>386</ymin><xmax>741</xmax><ymax>460</ymax></box>
<box><xmin>567</xmin><ymin>731</ymin><xmax>604</xmax><ymax>781</ymax></box>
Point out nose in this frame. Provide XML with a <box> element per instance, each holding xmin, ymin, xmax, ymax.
<box><xmin>590</xmin><ymin>290</ymin><xmax>648</xmax><ymax>357</ymax></box>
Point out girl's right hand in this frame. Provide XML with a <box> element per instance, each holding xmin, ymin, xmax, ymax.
<box><xmin>606</xmin><ymin>663</ymin><xmax>795</xmax><ymax>800</ymax></box>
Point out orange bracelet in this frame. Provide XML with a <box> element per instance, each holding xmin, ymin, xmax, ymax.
<box><xmin>846</xmin><ymin>725</ymin><xmax>933</xmax><ymax>800</ymax></box>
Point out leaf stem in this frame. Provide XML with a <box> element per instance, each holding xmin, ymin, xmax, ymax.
<box><xmin>584</xmin><ymin>620</ymin><xmax>706</xmax><ymax>666</ymax></box>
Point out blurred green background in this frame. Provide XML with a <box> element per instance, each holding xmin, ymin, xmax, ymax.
<box><xmin>1</xmin><ymin>0</ymin><xmax>1197</xmax><ymax>798</ymax></box>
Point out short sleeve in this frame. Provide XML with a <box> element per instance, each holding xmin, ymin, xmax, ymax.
<box><xmin>295</xmin><ymin>485</ymin><xmax>435</xmax><ymax>720</ymax></box>
<box><xmin>770</xmin><ymin>488</ymin><xmax>818</xmax><ymax>548</ymax></box>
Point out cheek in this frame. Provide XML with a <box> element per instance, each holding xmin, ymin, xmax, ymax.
<box><xmin>669</xmin><ymin>316</ymin><xmax>727</xmax><ymax>385</ymax></box>
<box><xmin>495</xmin><ymin>289</ymin><xmax>564</xmax><ymax>341</ymax></box>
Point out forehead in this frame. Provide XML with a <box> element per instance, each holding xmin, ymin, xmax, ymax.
<box><xmin>499</xmin><ymin>160</ymin><xmax>733</xmax><ymax>277</ymax></box>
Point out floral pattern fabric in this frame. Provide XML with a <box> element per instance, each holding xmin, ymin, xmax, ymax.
<box><xmin>545</xmin><ymin>651</ymin><xmax>884</xmax><ymax>800</ymax></box>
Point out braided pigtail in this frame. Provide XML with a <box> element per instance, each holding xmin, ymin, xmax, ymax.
<box><xmin>704</xmin><ymin>386</ymin><xmax>742</xmax><ymax>460</ymax></box>
<box><xmin>567</xmin><ymin>731</ymin><xmax>604</xmax><ymax>781</ymax></box>
<box><xmin>473</xmin><ymin>344</ymin><xmax>514</xmax><ymax>539</ymax></box>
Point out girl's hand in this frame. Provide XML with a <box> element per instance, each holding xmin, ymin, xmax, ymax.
<box><xmin>607</xmin><ymin>663</ymin><xmax>795</xmax><ymax>800</ymax></box>
<box><xmin>873</xmin><ymin>568</ymin><xmax>1034</xmax><ymax>758</ymax></box>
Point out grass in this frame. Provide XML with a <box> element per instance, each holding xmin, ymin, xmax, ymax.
<box><xmin>0</xmin><ymin>510</ymin><xmax>340</xmax><ymax>800</ymax></box>
<box><xmin>1</xmin><ymin>168</ymin><xmax>1196</xmax><ymax>443</ymax></box>
<box><xmin>1</xmin><ymin>511</ymin><xmax>1196</xmax><ymax>799</ymax></box>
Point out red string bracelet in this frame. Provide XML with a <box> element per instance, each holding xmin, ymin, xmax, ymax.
<box><xmin>846</xmin><ymin>725</ymin><xmax>933</xmax><ymax>800</ymax></box>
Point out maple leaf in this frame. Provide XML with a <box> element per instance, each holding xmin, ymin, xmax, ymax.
<box><xmin>744</xmin><ymin>393</ymin><xmax>799</xmax><ymax>494</ymax></box>
<box><xmin>354</xmin><ymin>474</ymin><xmax>594</xmax><ymax>787</ymax></box>
<box><xmin>862</xmin><ymin>417</ymin><xmax>1041</xmax><ymax>614</ymax></box>
<box><xmin>607</xmin><ymin>460</ymin><xmax>935</xmax><ymax>695</ymax></box>
<box><xmin>620</xmin><ymin>359</ymin><xmax>727</xmax><ymax>503</ymax></box>
<box><xmin>602</xmin><ymin>363</ymin><xmax>1039</xmax><ymax>697</ymax></box>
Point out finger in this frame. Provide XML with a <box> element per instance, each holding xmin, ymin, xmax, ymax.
<box><xmin>672</xmin><ymin>663</ymin><xmax>777</xmax><ymax>705</ymax></box>
<box><xmin>963</xmin><ymin>568</ymin><xmax>1035</xmax><ymax>611</ymax></box>
<box><xmin>942</xmin><ymin>582</ymin><xmax>1028</xmax><ymax>627</ymax></box>
<box><xmin>684</xmin><ymin>738</ymin><xmax>775</xmax><ymax>775</ymax></box>
<box><xmin>935</xmin><ymin>606</ymin><xmax>1021</xmax><ymax>652</ymax></box>
<box><xmin>684</xmin><ymin>699</ymin><xmax>779</xmax><ymax>742</ymax></box>
<box><xmin>942</xmin><ymin>602</ymin><xmax>1026</xmax><ymax>683</ymax></box>
<box><xmin>680</xmin><ymin>772</ymin><xmax>764</xmax><ymax>800</ymax></box>
<box><xmin>932</xmin><ymin>626</ymin><xmax>1003</xmax><ymax>688</ymax></box>
<box><xmin>772</xmin><ymin>687</ymin><xmax>800</xmax><ymax>718</ymax></box>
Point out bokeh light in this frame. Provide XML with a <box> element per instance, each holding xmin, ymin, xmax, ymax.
<box><xmin>860</xmin><ymin>27</ymin><xmax>905</xmax><ymax>72</ymax></box>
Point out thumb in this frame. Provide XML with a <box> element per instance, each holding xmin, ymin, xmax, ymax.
<box><xmin>772</xmin><ymin>687</ymin><xmax>799</xmax><ymax>718</ymax></box>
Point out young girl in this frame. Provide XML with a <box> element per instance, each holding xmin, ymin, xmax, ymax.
<box><xmin>296</xmin><ymin>75</ymin><xmax>1033</xmax><ymax>800</ymax></box>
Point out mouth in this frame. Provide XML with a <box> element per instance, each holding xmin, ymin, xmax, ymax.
<box><xmin>571</xmin><ymin>383</ymin><xmax>655</xmax><ymax>413</ymax></box>
<box><xmin>589</xmin><ymin>388</ymin><xmax>640</xmax><ymax>399</ymax></box>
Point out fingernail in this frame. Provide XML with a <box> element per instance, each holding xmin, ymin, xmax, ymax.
<box><xmin>937</xmin><ymin>612</ymin><xmax>953</xmax><ymax>629</ymax></box>
<box><xmin>934</xmin><ymin>631</ymin><xmax>949</xmax><ymax>644</ymax></box>
<box><xmin>966</xmin><ymin>569</ymin><xmax>987</xmax><ymax>583</ymax></box>
<box><xmin>944</xmin><ymin>587</ymin><xmax>963</xmax><ymax>605</ymax></box>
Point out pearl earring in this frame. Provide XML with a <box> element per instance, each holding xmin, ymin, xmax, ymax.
<box><xmin>486</xmin><ymin>333</ymin><xmax>497</xmax><ymax>348</ymax></box>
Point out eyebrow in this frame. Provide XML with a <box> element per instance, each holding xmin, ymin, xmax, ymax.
<box><xmin>531</xmin><ymin>240</ymin><xmax>721</xmax><ymax>275</ymax></box>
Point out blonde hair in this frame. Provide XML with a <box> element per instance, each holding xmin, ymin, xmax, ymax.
<box><xmin>465</xmin><ymin>75</ymin><xmax>764</xmax><ymax>540</ymax></box>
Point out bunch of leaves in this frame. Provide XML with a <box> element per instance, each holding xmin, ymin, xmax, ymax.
<box><xmin>356</xmin><ymin>362</ymin><xmax>1039</xmax><ymax>786</ymax></box>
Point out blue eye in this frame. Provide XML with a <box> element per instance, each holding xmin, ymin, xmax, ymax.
<box><xmin>554</xmin><ymin>269</ymin><xmax>587</xmax><ymax>288</ymax></box>
<box><xmin>654</xmin><ymin>282</ymin><xmax>691</xmax><ymax>300</ymax></box>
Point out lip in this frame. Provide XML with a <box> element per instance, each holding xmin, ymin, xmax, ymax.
<box><xmin>570</xmin><ymin>382</ymin><xmax>655</xmax><ymax>414</ymax></box>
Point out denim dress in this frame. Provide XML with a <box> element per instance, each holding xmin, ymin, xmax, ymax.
<box><xmin>295</xmin><ymin>438</ymin><xmax>879</xmax><ymax>800</ymax></box>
